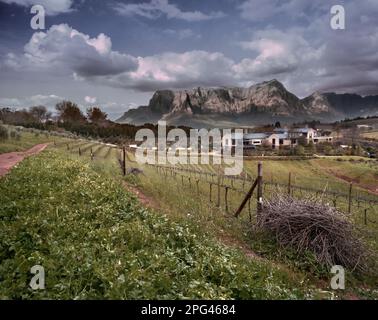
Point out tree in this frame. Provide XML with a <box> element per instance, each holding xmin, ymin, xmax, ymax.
<box><xmin>274</xmin><ymin>121</ymin><xmax>281</xmax><ymax>128</ymax></box>
<box><xmin>30</xmin><ymin>105</ymin><xmax>51</xmax><ymax>122</ymax></box>
<box><xmin>56</xmin><ymin>101</ymin><xmax>86</xmax><ymax>123</ymax></box>
<box><xmin>87</xmin><ymin>107</ymin><xmax>108</xmax><ymax>124</ymax></box>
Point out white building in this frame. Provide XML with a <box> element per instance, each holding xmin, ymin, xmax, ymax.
<box><xmin>243</xmin><ymin>133</ymin><xmax>269</xmax><ymax>146</ymax></box>
<box><xmin>223</xmin><ymin>127</ymin><xmax>333</xmax><ymax>151</ymax></box>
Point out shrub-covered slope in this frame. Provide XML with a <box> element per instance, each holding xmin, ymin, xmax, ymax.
<box><xmin>0</xmin><ymin>151</ymin><xmax>312</xmax><ymax>299</ymax></box>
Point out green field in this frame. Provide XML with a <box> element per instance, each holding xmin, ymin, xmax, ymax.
<box><xmin>1</xmin><ymin>133</ymin><xmax>377</xmax><ymax>299</ymax></box>
<box><xmin>0</xmin><ymin>125</ymin><xmax>72</xmax><ymax>153</ymax></box>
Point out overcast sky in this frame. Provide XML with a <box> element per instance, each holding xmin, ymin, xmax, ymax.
<box><xmin>0</xmin><ymin>0</ymin><xmax>377</xmax><ymax>119</ymax></box>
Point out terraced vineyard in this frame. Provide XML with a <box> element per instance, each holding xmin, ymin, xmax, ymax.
<box><xmin>53</xmin><ymin>140</ymin><xmax>378</xmax><ymax>232</ymax></box>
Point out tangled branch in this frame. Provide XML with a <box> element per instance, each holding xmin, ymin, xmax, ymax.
<box><xmin>258</xmin><ymin>195</ymin><xmax>374</xmax><ymax>274</ymax></box>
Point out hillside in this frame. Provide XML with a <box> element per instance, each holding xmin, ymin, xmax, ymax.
<box><xmin>0</xmin><ymin>150</ymin><xmax>316</xmax><ymax>299</ymax></box>
<box><xmin>1</xmin><ymin>128</ymin><xmax>377</xmax><ymax>299</ymax></box>
<box><xmin>116</xmin><ymin>80</ymin><xmax>378</xmax><ymax>127</ymax></box>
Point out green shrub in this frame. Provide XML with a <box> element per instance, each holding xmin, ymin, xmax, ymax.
<box><xmin>0</xmin><ymin>125</ymin><xmax>8</xmax><ymax>140</ymax></box>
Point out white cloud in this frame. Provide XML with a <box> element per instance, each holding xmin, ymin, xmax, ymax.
<box><xmin>113</xmin><ymin>0</ymin><xmax>225</xmax><ymax>21</ymax></box>
<box><xmin>4</xmin><ymin>10</ymin><xmax>378</xmax><ymax>98</ymax></box>
<box><xmin>235</xmin><ymin>29</ymin><xmax>324</xmax><ymax>80</ymax></box>
<box><xmin>84</xmin><ymin>96</ymin><xmax>97</xmax><ymax>104</ymax></box>
<box><xmin>5</xmin><ymin>24</ymin><xmax>138</xmax><ymax>77</ymax></box>
<box><xmin>123</xmin><ymin>50</ymin><xmax>236</xmax><ymax>91</ymax></box>
<box><xmin>0</xmin><ymin>24</ymin><xmax>330</xmax><ymax>95</ymax></box>
<box><xmin>0</xmin><ymin>0</ymin><xmax>74</xmax><ymax>15</ymax></box>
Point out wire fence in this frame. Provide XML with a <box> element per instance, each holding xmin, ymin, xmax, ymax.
<box><xmin>54</xmin><ymin>141</ymin><xmax>378</xmax><ymax>229</ymax></box>
<box><xmin>143</xmin><ymin>163</ymin><xmax>377</xmax><ymax>225</ymax></box>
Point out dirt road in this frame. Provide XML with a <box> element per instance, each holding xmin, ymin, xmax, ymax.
<box><xmin>0</xmin><ymin>143</ymin><xmax>49</xmax><ymax>177</ymax></box>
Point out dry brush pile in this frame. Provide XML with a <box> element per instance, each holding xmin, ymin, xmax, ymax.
<box><xmin>257</xmin><ymin>195</ymin><xmax>375</xmax><ymax>274</ymax></box>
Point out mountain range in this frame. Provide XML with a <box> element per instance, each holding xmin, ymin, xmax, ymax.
<box><xmin>116</xmin><ymin>80</ymin><xmax>378</xmax><ymax>128</ymax></box>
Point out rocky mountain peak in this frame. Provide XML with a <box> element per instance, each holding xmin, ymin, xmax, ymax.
<box><xmin>116</xmin><ymin>79</ymin><xmax>378</xmax><ymax>127</ymax></box>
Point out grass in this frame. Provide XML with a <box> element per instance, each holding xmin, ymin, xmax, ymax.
<box><xmin>125</xmin><ymin>164</ymin><xmax>378</xmax><ymax>297</ymax></box>
<box><xmin>0</xmin><ymin>150</ymin><xmax>321</xmax><ymax>299</ymax></box>
<box><xmin>1</xmin><ymin>134</ymin><xmax>377</xmax><ymax>299</ymax></box>
<box><xmin>243</xmin><ymin>158</ymin><xmax>377</xmax><ymax>196</ymax></box>
<box><xmin>0</xmin><ymin>126</ymin><xmax>60</xmax><ymax>154</ymax></box>
<box><xmin>311</xmin><ymin>158</ymin><xmax>378</xmax><ymax>193</ymax></box>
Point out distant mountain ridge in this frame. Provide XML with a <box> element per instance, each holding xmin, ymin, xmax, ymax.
<box><xmin>116</xmin><ymin>80</ymin><xmax>378</xmax><ymax>128</ymax></box>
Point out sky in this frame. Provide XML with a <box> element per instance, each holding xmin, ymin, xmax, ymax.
<box><xmin>0</xmin><ymin>0</ymin><xmax>377</xmax><ymax>119</ymax></box>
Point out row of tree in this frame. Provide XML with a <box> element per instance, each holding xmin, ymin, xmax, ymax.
<box><xmin>0</xmin><ymin>101</ymin><xmax>191</xmax><ymax>144</ymax></box>
<box><xmin>0</xmin><ymin>101</ymin><xmax>108</xmax><ymax>125</ymax></box>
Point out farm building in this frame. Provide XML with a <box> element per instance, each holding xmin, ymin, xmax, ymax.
<box><xmin>243</xmin><ymin>133</ymin><xmax>269</xmax><ymax>147</ymax></box>
<box><xmin>223</xmin><ymin>127</ymin><xmax>333</xmax><ymax>150</ymax></box>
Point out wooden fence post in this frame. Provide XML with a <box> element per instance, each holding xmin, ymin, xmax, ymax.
<box><xmin>257</xmin><ymin>162</ymin><xmax>263</xmax><ymax>215</ymax></box>
<box><xmin>288</xmin><ymin>172</ymin><xmax>292</xmax><ymax>195</ymax></box>
<box><xmin>225</xmin><ymin>187</ymin><xmax>229</xmax><ymax>213</ymax></box>
<box><xmin>217</xmin><ymin>171</ymin><xmax>221</xmax><ymax>207</ymax></box>
<box><xmin>234</xmin><ymin>178</ymin><xmax>258</xmax><ymax>218</ymax></box>
<box><xmin>348</xmin><ymin>183</ymin><xmax>353</xmax><ymax>213</ymax></box>
<box><xmin>122</xmin><ymin>146</ymin><xmax>126</xmax><ymax>176</ymax></box>
<box><xmin>79</xmin><ymin>147</ymin><xmax>81</xmax><ymax>156</ymax></box>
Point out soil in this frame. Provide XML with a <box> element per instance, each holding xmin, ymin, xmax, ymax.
<box><xmin>122</xmin><ymin>181</ymin><xmax>160</xmax><ymax>210</ymax></box>
<box><xmin>0</xmin><ymin>143</ymin><xmax>49</xmax><ymax>177</ymax></box>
